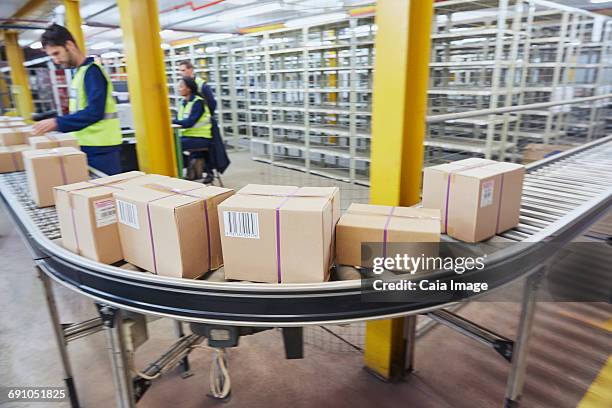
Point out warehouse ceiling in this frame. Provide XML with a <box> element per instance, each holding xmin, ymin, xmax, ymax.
<box><xmin>0</xmin><ymin>0</ymin><xmax>610</xmax><ymax>53</ymax></box>
<box><xmin>1</xmin><ymin>0</ymin><xmax>375</xmax><ymax>51</ymax></box>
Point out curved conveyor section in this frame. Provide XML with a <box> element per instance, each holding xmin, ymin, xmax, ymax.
<box><xmin>1</xmin><ymin>135</ymin><xmax>611</xmax><ymax>326</ymax></box>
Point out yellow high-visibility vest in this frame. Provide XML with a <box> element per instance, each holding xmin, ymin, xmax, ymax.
<box><xmin>68</xmin><ymin>61</ymin><xmax>122</xmax><ymax>146</ymax></box>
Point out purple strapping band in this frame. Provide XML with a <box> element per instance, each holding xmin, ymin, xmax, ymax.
<box><xmin>443</xmin><ymin>162</ymin><xmax>496</xmax><ymax>232</ymax></box>
<box><xmin>64</xmin><ymin>176</ymin><xmax>141</xmax><ymax>255</ymax></box>
<box><xmin>382</xmin><ymin>206</ymin><xmax>396</xmax><ymax>259</ymax></box>
<box><xmin>142</xmin><ymin>185</ymin><xmax>209</xmax><ymax>275</ymax></box>
<box><xmin>274</xmin><ymin>188</ymin><xmax>300</xmax><ymax>283</ymax></box>
<box><xmin>9</xmin><ymin>150</ymin><xmax>19</xmax><ymax>171</ymax></box>
<box><xmin>495</xmin><ymin>174</ymin><xmax>505</xmax><ymax>234</ymax></box>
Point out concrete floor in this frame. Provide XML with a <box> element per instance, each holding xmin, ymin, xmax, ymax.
<box><xmin>1</xmin><ymin>151</ymin><xmax>610</xmax><ymax>408</ymax></box>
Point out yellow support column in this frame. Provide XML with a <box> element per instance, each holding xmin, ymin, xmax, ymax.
<box><xmin>64</xmin><ymin>0</ymin><xmax>86</xmax><ymax>52</ymax></box>
<box><xmin>117</xmin><ymin>0</ymin><xmax>177</xmax><ymax>176</ymax></box>
<box><xmin>0</xmin><ymin>75</ymin><xmax>11</xmax><ymax>112</ymax></box>
<box><xmin>364</xmin><ymin>0</ymin><xmax>434</xmax><ymax>380</ymax></box>
<box><xmin>3</xmin><ymin>31</ymin><xmax>34</xmax><ymax>120</ymax></box>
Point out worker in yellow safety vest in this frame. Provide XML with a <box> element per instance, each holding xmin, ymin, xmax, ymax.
<box><xmin>173</xmin><ymin>76</ymin><xmax>215</xmax><ymax>183</ymax></box>
<box><xmin>177</xmin><ymin>60</ymin><xmax>217</xmax><ymax>115</ymax></box>
<box><xmin>33</xmin><ymin>24</ymin><xmax>123</xmax><ymax>175</ymax></box>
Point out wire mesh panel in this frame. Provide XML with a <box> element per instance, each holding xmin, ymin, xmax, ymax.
<box><xmin>304</xmin><ymin>323</ymin><xmax>365</xmax><ymax>353</ymax></box>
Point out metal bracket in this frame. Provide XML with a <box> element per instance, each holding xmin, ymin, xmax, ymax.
<box><xmin>427</xmin><ymin>309</ymin><xmax>515</xmax><ymax>362</ymax></box>
<box><xmin>96</xmin><ymin>303</ymin><xmax>120</xmax><ymax>328</ymax></box>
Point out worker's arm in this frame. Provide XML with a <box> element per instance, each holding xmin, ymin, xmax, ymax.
<box><xmin>56</xmin><ymin>65</ymin><xmax>108</xmax><ymax>132</ymax></box>
<box><xmin>200</xmin><ymin>83</ymin><xmax>217</xmax><ymax>114</ymax></box>
<box><xmin>172</xmin><ymin>99</ymin><xmax>205</xmax><ymax>128</ymax></box>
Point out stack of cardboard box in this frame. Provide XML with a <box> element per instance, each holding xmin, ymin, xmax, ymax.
<box><xmin>11</xmin><ymin>153</ymin><xmax>525</xmax><ymax>282</ymax></box>
<box><xmin>29</xmin><ymin>133</ymin><xmax>80</xmax><ymax>149</ymax></box>
<box><xmin>23</xmin><ymin>147</ymin><xmax>89</xmax><ymax>207</ymax></box>
<box><xmin>0</xmin><ymin>120</ymin><xmax>31</xmax><ymax>173</ymax></box>
<box><xmin>422</xmin><ymin>158</ymin><xmax>525</xmax><ymax>242</ymax></box>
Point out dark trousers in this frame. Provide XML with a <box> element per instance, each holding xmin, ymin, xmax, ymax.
<box><xmin>181</xmin><ymin>136</ymin><xmax>214</xmax><ymax>175</ymax></box>
<box><xmin>81</xmin><ymin>145</ymin><xmax>123</xmax><ymax>175</ymax></box>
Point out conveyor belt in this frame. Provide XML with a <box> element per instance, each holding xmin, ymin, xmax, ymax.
<box><xmin>1</xmin><ymin>136</ymin><xmax>611</xmax><ymax>326</ymax></box>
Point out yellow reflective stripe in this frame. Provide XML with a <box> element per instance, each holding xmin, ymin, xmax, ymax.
<box><xmin>578</xmin><ymin>355</ymin><xmax>612</xmax><ymax>408</ymax></box>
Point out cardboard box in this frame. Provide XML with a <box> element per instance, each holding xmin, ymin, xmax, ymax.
<box><xmin>29</xmin><ymin>133</ymin><xmax>80</xmax><ymax>149</ymax></box>
<box><xmin>522</xmin><ymin>143</ymin><xmax>572</xmax><ymax>164</ymax></box>
<box><xmin>422</xmin><ymin>158</ymin><xmax>525</xmax><ymax>243</ymax></box>
<box><xmin>23</xmin><ymin>147</ymin><xmax>89</xmax><ymax>207</ymax></box>
<box><xmin>0</xmin><ymin>127</ymin><xmax>29</xmax><ymax>146</ymax></box>
<box><xmin>336</xmin><ymin>203</ymin><xmax>441</xmax><ymax>268</ymax></box>
<box><xmin>114</xmin><ymin>178</ymin><xmax>234</xmax><ymax>278</ymax></box>
<box><xmin>218</xmin><ymin>184</ymin><xmax>340</xmax><ymax>283</ymax></box>
<box><xmin>0</xmin><ymin>120</ymin><xmax>27</xmax><ymax>128</ymax></box>
<box><xmin>0</xmin><ymin>144</ymin><xmax>30</xmax><ymax>173</ymax></box>
<box><xmin>53</xmin><ymin>171</ymin><xmax>147</xmax><ymax>264</ymax></box>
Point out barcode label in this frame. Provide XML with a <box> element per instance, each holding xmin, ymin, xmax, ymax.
<box><xmin>116</xmin><ymin>200</ymin><xmax>139</xmax><ymax>229</ymax></box>
<box><xmin>93</xmin><ymin>198</ymin><xmax>117</xmax><ymax>228</ymax></box>
<box><xmin>480</xmin><ymin>180</ymin><xmax>495</xmax><ymax>208</ymax></box>
<box><xmin>223</xmin><ymin>211</ymin><xmax>260</xmax><ymax>239</ymax></box>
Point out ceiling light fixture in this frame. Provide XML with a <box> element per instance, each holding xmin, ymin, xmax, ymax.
<box><xmin>91</xmin><ymin>41</ymin><xmax>113</xmax><ymax>50</ymax></box>
<box><xmin>284</xmin><ymin>12</ymin><xmax>347</xmax><ymax>27</ymax></box>
<box><xmin>101</xmin><ymin>51</ymin><xmax>121</xmax><ymax>59</ymax></box>
<box><xmin>30</xmin><ymin>41</ymin><xmax>43</xmax><ymax>49</ymax></box>
<box><xmin>159</xmin><ymin>29</ymin><xmax>176</xmax><ymax>38</ymax></box>
<box><xmin>216</xmin><ymin>2</ymin><xmax>283</xmax><ymax>22</ymax></box>
<box><xmin>198</xmin><ymin>33</ymin><xmax>235</xmax><ymax>42</ymax></box>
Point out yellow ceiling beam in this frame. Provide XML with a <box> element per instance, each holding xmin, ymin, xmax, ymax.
<box><xmin>12</xmin><ymin>0</ymin><xmax>48</xmax><ymax>19</ymax></box>
<box><xmin>349</xmin><ymin>5</ymin><xmax>376</xmax><ymax>17</ymax></box>
<box><xmin>169</xmin><ymin>37</ymin><xmax>199</xmax><ymax>47</ymax></box>
<box><xmin>240</xmin><ymin>23</ymin><xmax>285</xmax><ymax>34</ymax></box>
<box><xmin>64</xmin><ymin>0</ymin><xmax>86</xmax><ymax>51</ymax></box>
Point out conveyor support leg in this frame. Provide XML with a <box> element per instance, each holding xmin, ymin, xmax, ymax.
<box><xmin>97</xmin><ymin>304</ymin><xmax>136</xmax><ymax>408</ymax></box>
<box><xmin>37</xmin><ymin>267</ymin><xmax>80</xmax><ymax>408</ymax></box>
<box><xmin>504</xmin><ymin>267</ymin><xmax>544</xmax><ymax>407</ymax></box>
<box><xmin>174</xmin><ymin>320</ymin><xmax>192</xmax><ymax>377</ymax></box>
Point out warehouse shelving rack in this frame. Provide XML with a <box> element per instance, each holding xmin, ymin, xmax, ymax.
<box><xmin>564</xmin><ymin>16</ymin><xmax>612</xmax><ymax>142</ymax></box>
<box><xmin>513</xmin><ymin>3</ymin><xmax>575</xmax><ymax>147</ymax></box>
<box><xmin>94</xmin><ymin>0</ymin><xmax>611</xmax><ymax>183</ymax></box>
<box><xmin>428</xmin><ymin>0</ymin><xmax>529</xmax><ymax>161</ymax></box>
<box><xmin>48</xmin><ymin>62</ymin><xmax>70</xmax><ymax>116</ymax></box>
<box><xmin>101</xmin><ymin>54</ymin><xmax>128</xmax><ymax>82</ymax></box>
<box><xmin>241</xmin><ymin>16</ymin><xmax>376</xmax><ymax>186</ymax></box>
<box><xmin>27</xmin><ymin>67</ymin><xmax>56</xmax><ymax>114</ymax></box>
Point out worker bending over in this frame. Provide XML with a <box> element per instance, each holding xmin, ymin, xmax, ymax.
<box><xmin>33</xmin><ymin>24</ymin><xmax>122</xmax><ymax>175</ymax></box>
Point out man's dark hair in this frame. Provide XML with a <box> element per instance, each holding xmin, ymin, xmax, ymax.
<box><xmin>178</xmin><ymin>60</ymin><xmax>193</xmax><ymax>69</ymax></box>
<box><xmin>41</xmin><ymin>23</ymin><xmax>77</xmax><ymax>48</ymax></box>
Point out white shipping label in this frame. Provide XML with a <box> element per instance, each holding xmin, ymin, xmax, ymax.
<box><xmin>116</xmin><ymin>200</ymin><xmax>140</xmax><ymax>230</ymax></box>
<box><xmin>223</xmin><ymin>211</ymin><xmax>260</xmax><ymax>239</ymax></box>
<box><xmin>480</xmin><ymin>180</ymin><xmax>495</xmax><ymax>208</ymax></box>
<box><xmin>93</xmin><ymin>198</ymin><xmax>117</xmax><ymax>228</ymax></box>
